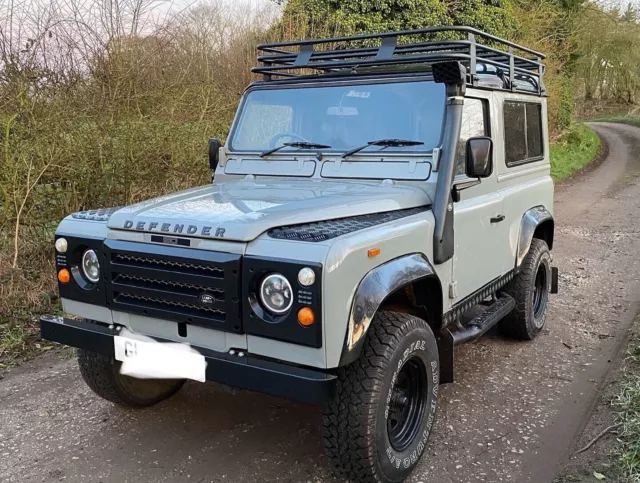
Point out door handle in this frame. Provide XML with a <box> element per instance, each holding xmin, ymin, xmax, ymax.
<box><xmin>490</xmin><ymin>214</ymin><xmax>505</xmax><ymax>223</ymax></box>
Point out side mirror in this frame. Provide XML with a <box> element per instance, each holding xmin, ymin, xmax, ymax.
<box><xmin>209</xmin><ymin>138</ymin><xmax>222</xmax><ymax>170</ymax></box>
<box><xmin>465</xmin><ymin>137</ymin><xmax>493</xmax><ymax>178</ymax></box>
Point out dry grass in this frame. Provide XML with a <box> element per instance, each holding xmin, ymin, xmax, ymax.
<box><xmin>0</xmin><ymin>0</ymin><xmax>278</xmax><ymax>366</ymax></box>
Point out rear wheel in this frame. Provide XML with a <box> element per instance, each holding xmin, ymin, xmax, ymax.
<box><xmin>500</xmin><ymin>238</ymin><xmax>552</xmax><ymax>340</ymax></box>
<box><xmin>77</xmin><ymin>349</ymin><xmax>185</xmax><ymax>408</ymax></box>
<box><xmin>323</xmin><ymin>311</ymin><xmax>439</xmax><ymax>483</ymax></box>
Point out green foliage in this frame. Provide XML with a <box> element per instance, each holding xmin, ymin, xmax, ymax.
<box><xmin>575</xmin><ymin>6</ymin><xmax>640</xmax><ymax>104</ymax></box>
<box><xmin>554</xmin><ymin>75</ymin><xmax>577</xmax><ymax>133</ymax></box>
<box><xmin>281</xmin><ymin>0</ymin><xmax>518</xmax><ymax>39</ymax></box>
<box><xmin>549</xmin><ymin>123</ymin><xmax>600</xmax><ymax>181</ymax></box>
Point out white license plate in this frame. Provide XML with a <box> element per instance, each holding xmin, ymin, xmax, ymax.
<box><xmin>114</xmin><ymin>336</ymin><xmax>207</xmax><ymax>382</ymax></box>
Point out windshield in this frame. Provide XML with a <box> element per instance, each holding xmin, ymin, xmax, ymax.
<box><xmin>230</xmin><ymin>80</ymin><xmax>445</xmax><ymax>154</ymax></box>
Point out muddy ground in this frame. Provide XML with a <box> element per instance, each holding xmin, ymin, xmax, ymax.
<box><xmin>555</xmin><ymin>314</ymin><xmax>640</xmax><ymax>483</ymax></box>
<box><xmin>1</xmin><ymin>122</ymin><xmax>640</xmax><ymax>483</ymax></box>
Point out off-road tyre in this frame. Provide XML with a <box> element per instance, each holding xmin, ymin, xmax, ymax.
<box><xmin>500</xmin><ymin>238</ymin><xmax>552</xmax><ymax>340</ymax></box>
<box><xmin>323</xmin><ymin>311</ymin><xmax>439</xmax><ymax>483</ymax></box>
<box><xmin>77</xmin><ymin>349</ymin><xmax>185</xmax><ymax>408</ymax></box>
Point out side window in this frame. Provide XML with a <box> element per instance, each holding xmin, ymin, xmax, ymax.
<box><xmin>504</xmin><ymin>101</ymin><xmax>544</xmax><ymax>166</ymax></box>
<box><xmin>455</xmin><ymin>99</ymin><xmax>488</xmax><ymax>176</ymax></box>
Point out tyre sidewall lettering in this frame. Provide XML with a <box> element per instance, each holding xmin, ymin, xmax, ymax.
<box><xmin>378</xmin><ymin>328</ymin><xmax>439</xmax><ymax>480</ymax></box>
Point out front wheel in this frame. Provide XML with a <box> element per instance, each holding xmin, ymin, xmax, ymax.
<box><xmin>323</xmin><ymin>311</ymin><xmax>439</xmax><ymax>483</ymax></box>
<box><xmin>77</xmin><ymin>349</ymin><xmax>185</xmax><ymax>408</ymax></box>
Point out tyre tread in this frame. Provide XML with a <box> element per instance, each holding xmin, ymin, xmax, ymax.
<box><xmin>323</xmin><ymin>311</ymin><xmax>435</xmax><ymax>483</ymax></box>
<box><xmin>77</xmin><ymin>349</ymin><xmax>184</xmax><ymax>408</ymax></box>
<box><xmin>77</xmin><ymin>350</ymin><xmax>133</xmax><ymax>406</ymax></box>
<box><xmin>500</xmin><ymin>238</ymin><xmax>550</xmax><ymax>340</ymax></box>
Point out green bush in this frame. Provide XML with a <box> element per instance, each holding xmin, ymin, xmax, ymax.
<box><xmin>549</xmin><ymin>123</ymin><xmax>601</xmax><ymax>181</ymax></box>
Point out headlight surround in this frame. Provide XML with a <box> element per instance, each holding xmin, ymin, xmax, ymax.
<box><xmin>81</xmin><ymin>249</ymin><xmax>100</xmax><ymax>283</ymax></box>
<box><xmin>259</xmin><ymin>273</ymin><xmax>293</xmax><ymax>314</ymax></box>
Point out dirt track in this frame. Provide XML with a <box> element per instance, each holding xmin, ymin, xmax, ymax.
<box><xmin>1</xmin><ymin>122</ymin><xmax>640</xmax><ymax>483</ymax></box>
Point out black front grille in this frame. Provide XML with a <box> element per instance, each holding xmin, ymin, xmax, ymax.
<box><xmin>104</xmin><ymin>240</ymin><xmax>242</xmax><ymax>333</ymax></box>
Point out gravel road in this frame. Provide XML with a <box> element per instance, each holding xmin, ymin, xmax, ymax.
<box><xmin>1</xmin><ymin>122</ymin><xmax>640</xmax><ymax>483</ymax></box>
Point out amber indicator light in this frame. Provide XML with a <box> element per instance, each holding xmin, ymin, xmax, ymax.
<box><xmin>368</xmin><ymin>248</ymin><xmax>381</xmax><ymax>258</ymax></box>
<box><xmin>58</xmin><ymin>268</ymin><xmax>71</xmax><ymax>284</ymax></box>
<box><xmin>297</xmin><ymin>307</ymin><xmax>315</xmax><ymax>327</ymax></box>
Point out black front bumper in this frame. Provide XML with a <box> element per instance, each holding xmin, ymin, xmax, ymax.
<box><xmin>40</xmin><ymin>315</ymin><xmax>336</xmax><ymax>406</ymax></box>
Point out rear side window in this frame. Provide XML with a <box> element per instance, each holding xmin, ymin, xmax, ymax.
<box><xmin>504</xmin><ymin>101</ymin><xmax>544</xmax><ymax>166</ymax></box>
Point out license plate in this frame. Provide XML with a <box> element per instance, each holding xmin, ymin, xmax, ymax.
<box><xmin>114</xmin><ymin>336</ymin><xmax>207</xmax><ymax>382</ymax></box>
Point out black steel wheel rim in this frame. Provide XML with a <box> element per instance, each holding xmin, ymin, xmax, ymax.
<box><xmin>387</xmin><ymin>356</ymin><xmax>428</xmax><ymax>452</ymax></box>
<box><xmin>533</xmin><ymin>263</ymin><xmax>548</xmax><ymax>320</ymax></box>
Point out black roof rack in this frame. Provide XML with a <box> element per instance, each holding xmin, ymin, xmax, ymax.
<box><xmin>253</xmin><ymin>26</ymin><xmax>546</xmax><ymax>95</ymax></box>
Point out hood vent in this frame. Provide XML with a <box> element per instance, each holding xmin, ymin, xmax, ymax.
<box><xmin>268</xmin><ymin>206</ymin><xmax>429</xmax><ymax>243</ymax></box>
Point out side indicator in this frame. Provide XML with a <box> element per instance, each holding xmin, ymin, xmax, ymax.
<box><xmin>368</xmin><ymin>248</ymin><xmax>381</xmax><ymax>258</ymax></box>
<box><xmin>58</xmin><ymin>268</ymin><xmax>71</xmax><ymax>284</ymax></box>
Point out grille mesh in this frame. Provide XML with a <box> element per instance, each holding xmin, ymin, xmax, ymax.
<box><xmin>107</xmin><ymin>247</ymin><xmax>236</xmax><ymax>327</ymax></box>
<box><xmin>113</xmin><ymin>253</ymin><xmax>224</xmax><ymax>276</ymax></box>
<box><xmin>116</xmin><ymin>273</ymin><xmax>224</xmax><ymax>297</ymax></box>
<box><xmin>118</xmin><ymin>293</ymin><xmax>225</xmax><ymax>315</ymax></box>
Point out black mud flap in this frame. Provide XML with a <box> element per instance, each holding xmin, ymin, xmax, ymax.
<box><xmin>551</xmin><ymin>267</ymin><xmax>559</xmax><ymax>294</ymax></box>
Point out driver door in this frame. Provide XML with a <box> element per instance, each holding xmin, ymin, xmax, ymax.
<box><xmin>451</xmin><ymin>96</ymin><xmax>510</xmax><ymax>302</ymax></box>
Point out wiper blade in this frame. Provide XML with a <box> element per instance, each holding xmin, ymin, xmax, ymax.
<box><xmin>260</xmin><ymin>141</ymin><xmax>332</xmax><ymax>158</ymax></box>
<box><xmin>342</xmin><ymin>139</ymin><xmax>425</xmax><ymax>159</ymax></box>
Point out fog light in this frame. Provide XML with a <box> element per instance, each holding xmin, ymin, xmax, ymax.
<box><xmin>58</xmin><ymin>268</ymin><xmax>71</xmax><ymax>284</ymax></box>
<box><xmin>297</xmin><ymin>307</ymin><xmax>315</xmax><ymax>327</ymax></box>
<box><xmin>55</xmin><ymin>238</ymin><xmax>68</xmax><ymax>253</ymax></box>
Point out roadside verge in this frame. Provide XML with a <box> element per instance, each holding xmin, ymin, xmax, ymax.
<box><xmin>556</xmin><ymin>315</ymin><xmax>640</xmax><ymax>483</ymax></box>
<box><xmin>551</xmin><ymin>123</ymin><xmax>605</xmax><ymax>182</ymax></box>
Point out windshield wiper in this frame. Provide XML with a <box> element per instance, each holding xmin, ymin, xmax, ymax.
<box><xmin>260</xmin><ymin>141</ymin><xmax>332</xmax><ymax>159</ymax></box>
<box><xmin>342</xmin><ymin>139</ymin><xmax>425</xmax><ymax>159</ymax></box>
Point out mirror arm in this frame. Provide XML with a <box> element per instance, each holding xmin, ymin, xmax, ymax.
<box><xmin>451</xmin><ymin>178</ymin><xmax>481</xmax><ymax>202</ymax></box>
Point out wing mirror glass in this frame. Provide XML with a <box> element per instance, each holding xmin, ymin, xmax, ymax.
<box><xmin>209</xmin><ymin>138</ymin><xmax>222</xmax><ymax>170</ymax></box>
<box><xmin>465</xmin><ymin>136</ymin><xmax>493</xmax><ymax>178</ymax></box>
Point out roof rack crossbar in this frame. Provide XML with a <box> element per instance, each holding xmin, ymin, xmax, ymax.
<box><xmin>253</xmin><ymin>26</ymin><xmax>545</xmax><ymax>95</ymax></box>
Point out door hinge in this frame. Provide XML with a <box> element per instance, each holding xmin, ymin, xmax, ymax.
<box><xmin>449</xmin><ymin>281</ymin><xmax>458</xmax><ymax>299</ymax></box>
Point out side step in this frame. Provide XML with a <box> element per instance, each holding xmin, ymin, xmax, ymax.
<box><xmin>450</xmin><ymin>294</ymin><xmax>516</xmax><ymax>345</ymax></box>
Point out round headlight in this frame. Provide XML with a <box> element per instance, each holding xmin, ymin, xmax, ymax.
<box><xmin>81</xmin><ymin>249</ymin><xmax>100</xmax><ymax>283</ymax></box>
<box><xmin>298</xmin><ymin>267</ymin><xmax>316</xmax><ymax>287</ymax></box>
<box><xmin>260</xmin><ymin>273</ymin><xmax>293</xmax><ymax>314</ymax></box>
<box><xmin>55</xmin><ymin>238</ymin><xmax>68</xmax><ymax>253</ymax></box>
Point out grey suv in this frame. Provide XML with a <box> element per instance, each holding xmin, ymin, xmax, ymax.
<box><xmin>41</xmin><ymin>26</ymin><xmax>558</xmax><ymax>483</ymax></box>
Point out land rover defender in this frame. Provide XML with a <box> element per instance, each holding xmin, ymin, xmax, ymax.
<box><xmin>40</xmin><ymin>27</ymin><xmax>558</xmax><ymax>483</ymax></box>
